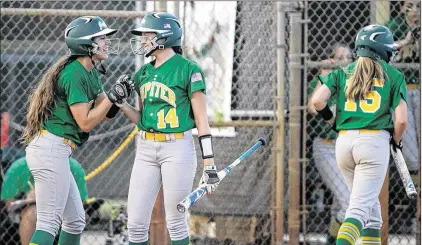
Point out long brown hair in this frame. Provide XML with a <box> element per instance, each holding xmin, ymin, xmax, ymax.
<box><xmin>345</xmin><ymin>57</ymin><xmax>385</xmax><ymax>100</ymax></box>
<box><xmin>22</xmin><ymin>55</ymin><xmax>74</xmax><ymax>143</ymax></box>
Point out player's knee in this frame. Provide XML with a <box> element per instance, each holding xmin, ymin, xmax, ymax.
<box><xmin>166</xmin><ymin>217</ymin><xmax>188</xmax><ymax>240</ymax></box>
<box><xmin>345</xmin><ymin>208</ymin><xmax>368</xmax><ymax>226</ymax></box>
<box><xmin>61</xmin><ymin>212</ymin><xmax>86</xmax><ymax>234</ymax></box>
<box><xmin>127</xmin><ymin>222</ymin><xmax>149</xmax><ymax>242</ymax></box>
<box><xmin>35</xmin><ymin>210</ymin><xmax>62</xmax><ymax>236</ymax></box>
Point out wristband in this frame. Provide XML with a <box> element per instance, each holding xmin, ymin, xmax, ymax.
<box><xmin>199</xmin><ymin>134</ymin><xmax>214</xmax><ymax>159</ymax></box>
<box><xmin>106</xmin><ymin>104</ymin><xmax>120</xmax><ymax>119</ymax></box>
<box><xmin>316</xmin><ymin>104</ymin><xmax>333</xmax><ymax>121</ymax></box>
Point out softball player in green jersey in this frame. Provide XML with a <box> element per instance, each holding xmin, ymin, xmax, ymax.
<box><xmin>312</xmin><ymin>24</ymin><xmax>408</xmax><ymax>245</ymax></box>
<box><xmin>117</xmin><ymin>12</ymin><xmax>220</xmax><ymax>245</ymax></box>
<box><xmin>22</xmin><ymin>16</ymin><xmax>129</xmax><ymax>245</ymax></box>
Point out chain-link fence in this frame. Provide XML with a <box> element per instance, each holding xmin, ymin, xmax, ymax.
<box><xmin>0</xmin><ymin>1</ymin><xmax>420</xmax><ymax>245</ymax></box>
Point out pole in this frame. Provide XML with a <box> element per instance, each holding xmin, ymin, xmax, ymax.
<box><xmin>274</xmin><ymin>2</ymin><xmax>287</xmax><ymax>244</ymax></box>
<box><xmin>288</xmin><ymin>11</ymin><xmax>302</xmax><ymax>245</ymax></box>
<box><xmin>301</xmin><ymin>2</ymin><xmax>310</xmax><ymax>244</ymax></box>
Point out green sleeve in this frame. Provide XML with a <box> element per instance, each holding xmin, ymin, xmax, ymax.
<box><xmin>391</xmin><ymin>73</ymin><xmax>408</xmax><ymax>110</ymax></box>
<box><xmin>1</xmin><ymin>158</ymin><xmax>30</xmax><ymax>200</ymax></box>
<box><xmin>69</xmin><ymin>158</ymin><xmax>88</xmax><ymax>201</ymax></box>
<box><xmin>63</xmin><ymin>75</ymin><xmax>89</xmax><ymax>106</ymax></box>
<box><xmin>187</xmin><ymin>62</ymin><xmax>206</xmax><ymax>99</ymax></box>
<box><xmin>133</xmin><ymin>66</ymin><xmax>147</xmax><ymax>97</ymax></box>
<box><xmin>94</xmin><ymin>69</ymin><xmax>104</xmax><ymax>93</ymax></box>
<box><xmin>318</xmin><ymin>69</ymin><xmax>339</xmax><ymax>97</ymax></box>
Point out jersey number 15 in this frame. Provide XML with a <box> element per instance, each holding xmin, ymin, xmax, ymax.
<box><xmin>344</xmin><ymin>79</ymin><xmax>383</xmax><ymax>113</ymax></box>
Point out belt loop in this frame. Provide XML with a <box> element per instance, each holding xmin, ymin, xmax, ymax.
<box><xmin>170</xmin><ymin>133</ymin><xmax>175</xmax><ymax>142</ymax></box>
<box><xmin>141</xmin><ymin>131</ymin><xmax>146</xmax><ymax>139</ymax></box>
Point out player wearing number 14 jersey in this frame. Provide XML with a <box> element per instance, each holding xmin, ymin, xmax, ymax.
<box><xmin>134</xmin><ymin>53</ymin><xmax>205</xmax><ymax>133</ymax></box>
<box><xmin>116</xmin><ymin>12</ymin><xmax>220</xmax><ymax>245</ymax></box>
<box><xmin>312</xmin><ymin>24</ymin><xmax>408</xmax><ymax>245</ymax></box>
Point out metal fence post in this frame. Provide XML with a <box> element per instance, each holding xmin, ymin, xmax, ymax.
<box><xmin>288</xmin><ymin>10</ymin><xmax>303</xmax><ymax>245</ymax></box>
<box><xmin>274</xmin><ymin>2</ymin><xmax>287</xmax><ymax>244</ymax></box>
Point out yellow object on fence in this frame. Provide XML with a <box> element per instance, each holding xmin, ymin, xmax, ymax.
<box><xmin>85</xmin><ymin>127</ymin><xmax>138</xmax><ymax>181</ymax></box>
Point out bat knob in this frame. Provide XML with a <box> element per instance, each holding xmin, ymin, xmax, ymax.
<box><xmin>258</xmin><ymin>138</ymin><xmax>266</xmax><ymax>146</ymax></box>
<box><xmin>177</xmin><ymin>204</ymin><xmax>186</xmax><ymax>213</ymax></box>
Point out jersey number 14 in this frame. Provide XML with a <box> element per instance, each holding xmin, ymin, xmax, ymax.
<box><xmin>344</xmin><ymin>79</ymin><xmax>383</xmax><ymax>113</ymax></box>
<box><xmin>157</xmin><ymin>108</ymin><xmax>179</xmax><ymax>129</ymax></box>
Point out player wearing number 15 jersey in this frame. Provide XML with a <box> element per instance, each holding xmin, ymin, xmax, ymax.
<box><xmin>116</xmin><ymin>12</ymin><xmax>220</xmax><ymax>245</ymax></box>
<box><xmin>312</xmin><ymin>24</ymin><xmax>408</xmax><ymax>245</ymax></box>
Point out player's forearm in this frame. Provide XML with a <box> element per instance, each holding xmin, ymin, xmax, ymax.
<box><xmin>120</xmin><ymin>103</ymin><xmax>140</xmax><ymax>124</ymax></box>
<box><xmin>312</xmin><ymin>98</ymin><xmax>327</xmax><ymax>111</ymax></box>
<box><xmin>307</xmin><ymin>99</ymin><xmax>318</xmax><ymax>114</ymax></box>
<box><xmin>196</xmin><ymin>118</ymin><xmax>211</xmax><ymax>137</ymax></box>
<box><xmin>393</xmin><ymin>99</ymin><xmax>408</xmax><ymax>143</ymax></box>
<box><xmin>85</xmin><ymin>99</ymin><xmax>113</xmax><ymax>131</ymax></box>
<box><xmin>393</xmin><ymin>120</ymin><xmax>407</xmax><ymax>143</ymax></box>
<box><xmin>191</xmin><ymin>92</ymin><xmax>211</xmax><ymax>136</ymax></box>
<box><xmin>191</xmin><ymin>91</ymin><xmax>215</xmax><ymax>167</ymax></box>
<box><xmin>196</xmin><ymin>121</ymin><xmax>214</xmax><ymax>166</ymax></box>
<box><xmin>195</xmin><ymin>115</ymin><xmax>214</xmax><ymax>168</ymax></box>
<box><xmin>395</xmin><ymin>39</ymin><xmax>411</xmax><ymax>49</ymax></box>
<box><xmin>311</xmin><ymin>84</ymin><xmax>331</xmax><ymax>111</ymax></box>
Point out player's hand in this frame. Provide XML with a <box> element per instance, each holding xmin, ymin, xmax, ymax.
<box><xmin>199</xmin><ymin>164</ymin><xmax>220</xmax><ymax>194</ymax></box>
<box><xmin>117</xmin><ymin>75</ymin><xmax>135</xmax><ymax>96</ymax></box>
<box><xmin>115</xmin><ymin>98</ymin><xmax>127</xmax><ymax>108</ymax></box>
<box><xmin>390</xmin><ymin>137</ymin><xmax>403</xmax><ymax>152</ymax></box>
<box><xmin>108</xmin><ymin>83</ymin><xmax>129</xmax><ymax>104</ymax></box>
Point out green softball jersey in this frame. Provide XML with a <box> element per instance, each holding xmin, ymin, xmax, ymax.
<box><xmin>1</xmin><ymin>157</ymin><xmax>88</xmax><ymax>201</ymax></box>
<box><xmin>42</xmin><ymin>59</ymin><xmax>104</xmax><ymax>145</ymax></box>
<box><xmin>308</xmin><ymin>76</ymin><xmax>337</xmax><ymax>140</ymax></box>
<box><xmin>319</xmin><ymin>60</ymin><xmax>407</xmax><ymax>131</ymax></box>
<box><xmin>133</xmin><ymin>54</ymin><xmax>206</xmax><ymax>133</ymax></box>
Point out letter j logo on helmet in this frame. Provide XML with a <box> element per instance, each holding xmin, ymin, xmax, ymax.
<box><xmin>65</xmin><ymin>16</ymin><xmax>118</xmax><ymax>56</ymax></box>
<box><xmin>130</xmin><ymin>12</ymin><xmax>183</xmax><ymax>57</ymax></box>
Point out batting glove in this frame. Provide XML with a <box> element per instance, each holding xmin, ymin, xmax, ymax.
<box><xmin>117</xmin><ymin>75</ymin><xmax>135</xmax><ymax>96</ymax></box>
<box><xmin>199</xmin><ymin>165</ymin><xmax>220</xmax><ymax>194</ymax></box>
<box><xmin>390</xmin><ymin>137</ymin><xmax>403</xmax><ymax>152</ymax></box>
<box><xmin>108</xmin><ymin>83</ymin><xmax>128</xmax><ymax>104</ymax></box>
